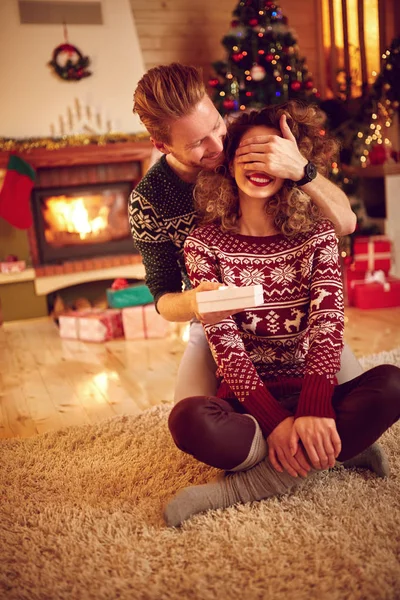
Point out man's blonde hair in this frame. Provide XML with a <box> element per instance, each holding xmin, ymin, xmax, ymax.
<box><xmin>133</xmin><ymin>63</ymin><xmax>206</xmax><ymax>144</ymax></box>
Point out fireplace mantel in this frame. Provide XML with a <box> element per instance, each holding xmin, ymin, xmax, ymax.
<box><xmin>0</xmin><ymin>140</ymin><xmax>153</xmax><ymax>169</ymax></box>
<box><xmin>0</xmin><ymin>140</ymin><xmax>154</xmax><ymax>320</ymax></box>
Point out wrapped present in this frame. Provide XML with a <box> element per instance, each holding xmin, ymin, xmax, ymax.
<box><xmin>106</xmin><ymin>283</ymin><xmax>154</xmax><ymax>309</ymax></box>
<box><xmin>352</xmin><ymin>272</ymin><xmax>400</xmax><ymax>309</ymax></box>
<box><xmin>353</xmin><ymin>235</ymin><xmax>392</xmax><ymax>274</ymax></box>
<box><xmin>122</xmin><ymin>304</ymin><xmax>170</xmax><ymax>340</ymax></box>
<box><xmin>79</xmin><ymin>309</ymin><xmax>124</xmax><ymax>342</ymax></box>
<box><xmin>196</xmin><ymin>284</ymin><xmax>264</xmax><ymax>314</ymax></box>
<box><xmin>344</xmin><ymin>266</ymin><xmax>366</xmax><ymax>307</ymax></box>
<box><xmin>58</xmin><ymin>309</ymin><xmax>94</xmax><ymax>339</ymax></box>
<box><xmin>0</xmin><ymin>260</ymin><xmax>26</xmax><ymax>274</ymax></box>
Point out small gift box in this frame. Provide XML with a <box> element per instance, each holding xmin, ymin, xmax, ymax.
<box><xmin>344</xmin><ymin>266</ymin><xmax>366</xmax><ymax>307</ymax></box>
<box><xmin>122</xmin><ymin>304</ymin><xmax>170</xmax><ymax>340</ymax></box>
<box><xmin>196</xmin><ymin>284</ymin><xmax>264</xmax><ymax>314</ymax></box>
<box><xmin>352</xmin><ymin>273</ymin><xmax>400</xmax><ymax>309</ymax></box>
<box><xmin>352</xmin><ymin>235</ymin><xmax>392</xmax><ymax>274</ymax></box>
<box><xmin>58</xmin><ymin>309</ymin><xmax>95</xmax><ymax>339</ymax></box>
<box><xmin>78</xmin><ymin>309</ymin><xmax>124</xmax><ymax>342</ymax></box>
<box><xmin>0</xmin><ymin>260</ymin><xmax>26</xmax><ymax>274</ymax></box>
<box><xmin>106</xmin><ymin>283</ymin><xmax>154</xmax><ymax>309</ymax></box>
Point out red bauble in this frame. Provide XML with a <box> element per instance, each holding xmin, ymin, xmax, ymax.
<box><xmin>232</xmin><ymin>53</ymin><xmax>244</xmax><ymax>62</ymax></box>
<box><xmin>368</xmin><ymin>144</ymin><xmax>389</xmax><ymax>165</ymax></box>
<box><xmin>291</xmin><ymin>81</ymin><xmax>302</xmax><ymax>91</ymax></box>
<box><xmin>208</xmin><ymin>78</ymin><xmax>219</xmax><ymax>87</ymax></box>
<box><xmin>231</xmin><ymin>19</ymin><xmax>240</xmax><ymax>27</ymax></box>
<box><xmin>304</xmin><ymin>80</ymin><xmax>314</xmax><ymax>90</ymax></box>
<box><xmin>266</xmin><ymin>54</ymin><xmax>274</xmax><ymax>62</ymax></box>
<box><xmin>249</xmin><ymin>18</ymin><xmax>259</xmax><ymax>26</ymax></box>
<box><xmin>223</xmin><ymin>99</ymin><xmax>236</xmax><ymax>111</ymax></box>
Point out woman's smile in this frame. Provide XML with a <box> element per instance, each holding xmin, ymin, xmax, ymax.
<box><xmin>246</xmin><ymin>172</ymin><xmax>273</xmax><ymax>187</ymax></box>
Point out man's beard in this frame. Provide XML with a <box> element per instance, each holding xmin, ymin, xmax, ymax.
<box><xmin>169</xmin><ymin>150</ymin><xmax>223</xmax><ymax>171</ymax></box>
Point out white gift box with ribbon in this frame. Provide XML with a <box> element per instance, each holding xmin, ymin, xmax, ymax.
<box><xmin>196</xmin><ymin>284</ymin><xmax>264</xmax><ymax>314</ymax></box>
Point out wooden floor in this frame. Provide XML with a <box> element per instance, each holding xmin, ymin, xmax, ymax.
<box><xmin>1</xmin><ymin>307</ymin><xmax>400</xmax><ymax>439</ymax></box>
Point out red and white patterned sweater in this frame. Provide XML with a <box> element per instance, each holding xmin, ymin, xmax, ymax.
<box><xmin>184</xmin><ymin>219</ymin><xmax>344</xmax><ymax>437</ymax></box>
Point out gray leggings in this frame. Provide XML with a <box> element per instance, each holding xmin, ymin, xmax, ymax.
<box><xmin>174</xmin><ymin>321</ymin><xmax>363</xmax><ymax>403</ymax></box>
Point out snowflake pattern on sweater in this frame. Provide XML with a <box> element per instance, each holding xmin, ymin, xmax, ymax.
<box><xmin>184</xmin><ymin>220</ymin><xmax>344</xmax><ymax>437</ymax></box>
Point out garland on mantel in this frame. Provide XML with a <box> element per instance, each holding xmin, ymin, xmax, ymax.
<box><xmin>0</xmin><ymin>132</ymin><xmax>151</xmax><ymax>153</ymax></box>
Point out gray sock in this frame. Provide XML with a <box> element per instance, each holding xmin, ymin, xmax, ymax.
<box><xmin>164</xmin><ymin>455</ymin><xmax>312</xmax><ymax>527</ymax></box>
<box><xmin>341</xmin><ymin>443</ymin><xmax>390</xmax><ymax>478</ymax></box>
<box><xmin>229</xmin><ymin>414</ymin><xmax>268</xmax><ymax>471</ymax></box>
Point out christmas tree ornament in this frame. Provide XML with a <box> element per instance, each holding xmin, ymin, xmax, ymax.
<box><xmin>291</xmin><ymin>81</ymin><xmax>302</xmax><ymax>91</ymax></box>
<box><xmin>223</xmin><ymin>99</ymin><xmax>237</xmax><ymax>111</ymax></box>
<box><xmin>232</xmin><ymin>52</ymin><xmax>245</xmax><ymax>62</ymax></box>
<box><xmin>250</xmin><ymin>64</ymin><xmax>267</xmax><ymax>81</ymax></box>
<box><xmin>0</xmin><ymin>155</ymin><xmax>35</xmax><ymax>230</ymax></box>
<box><xmin>230</xmin><ymin>77</ymin><xmax>240</xmax><ymax>98</ymax></box>
<box><xmin>208</xmin><ymin>78</ymin><xmax>219</xmax><ymax>87</ymax></box>
<box><xmin>48</xmin><ymin>24</ymin><xmax>91</xmax><ymax>81</ymax></box>
<box><xmin>368</xmin><ymin>143</ymin><xmax>391</xmax><ymax>165</ymax></box>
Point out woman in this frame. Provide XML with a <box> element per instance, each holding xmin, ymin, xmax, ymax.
<box><xmin>164</xmin><ymin>101</ymin><xmax>400</xmax><ymax>527</ymax></box>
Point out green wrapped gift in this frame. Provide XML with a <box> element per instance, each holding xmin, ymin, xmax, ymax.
<box><xmin>106</xmin><ymin>283</ymin><xmax>154</xmax><ymax>309</ymax></box>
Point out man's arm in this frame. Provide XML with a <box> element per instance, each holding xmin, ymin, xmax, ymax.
<box><xmin>158</xmin><ymin>281</ymin><xmax>244</xmax><ymax>324</ymax></box>
<box><xmin>300</xmin><ymin>172</ymin><xmax>357</xmax><ymax>237</ymax></box>
<box><xmin>157</xmin><ymin>291</ymin><xmax>194</xmax><ymax>323</ymax></box>
<box><xmin>235</xmin><ymin>114</ymin><xmax>357</xmax><ymax>237</ymax></box>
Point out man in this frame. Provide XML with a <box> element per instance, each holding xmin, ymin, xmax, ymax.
<box><xmin>129</xmin><ymin>63</ymin><xmax>360</xmax><ymax>404</ymax></box>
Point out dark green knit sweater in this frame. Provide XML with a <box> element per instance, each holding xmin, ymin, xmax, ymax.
<box><xmin>128</xmin><ymin>155</ymin><xmax>198</xmax><ymax>307</ymax></box>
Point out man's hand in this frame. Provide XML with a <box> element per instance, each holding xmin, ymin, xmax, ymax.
<box><xmin>235</xmin><ymin>114</ymin><xmax>308</xmax><ymax>182</ymax></box>
<box><xmin>267</xmin><ymin>416</ymin><xmax>312</xmax><ymax>478</ymax></box>
<box><xmin>293</xmin><ymin>416</ymin><xmax>341</xmax><ymax>470</ymax></box>
<box><xmin>189</xmin><ymin>281</ymin><xmax>242</xmax><ymax>325</ymax></box>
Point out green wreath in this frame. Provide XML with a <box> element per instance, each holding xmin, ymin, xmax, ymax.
<box><xmin>49</xmin><ymin>43</ymin><xmax>92</xmax><ymax>81</ymax></box>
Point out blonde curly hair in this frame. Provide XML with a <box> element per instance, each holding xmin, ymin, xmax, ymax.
<box><xmin>194</xmin><ymin>100</ymin><xmax>339</xmax><ymax>237</ymax></box>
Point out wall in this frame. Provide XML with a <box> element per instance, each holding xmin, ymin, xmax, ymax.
<box><xmin>130</xmin><ymin>0</ymin><xmax>323</xmax><ymax>92</ymax></box>
<box><xmin>0</xmin><ymin>0</ymin><xmax>146</xmax><ymax>138</ymax></box>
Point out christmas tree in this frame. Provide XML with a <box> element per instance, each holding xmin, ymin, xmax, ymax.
<box><xmin>209</xmin><ymin>0</ymin><xmax>319</xmax><ymax>116</ymax></box>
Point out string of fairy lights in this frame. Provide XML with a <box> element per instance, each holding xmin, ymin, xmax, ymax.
<box><xmin>354</xmin><ymin>44</ymin><xmax>400</xmax><ymax>167</ymax></box>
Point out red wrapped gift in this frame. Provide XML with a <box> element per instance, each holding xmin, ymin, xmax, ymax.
<box><xmin>352</xmin><ymin>274</ymin><xmax>400</xmax><ymax>309</ymax></box>
<box><xmin>353</xmin><ymin>235</ymin><xmax>392</xmax><ymax>274</ymax></box>
<box><xmin>78</xmin><ymin>309</ymin><xmax>124</xmax><ymax>342</ymax></box>
<box><xmin>344</xmin><ymin>267</ymin><xmax>366</xmax><ymax>306</ymax></box>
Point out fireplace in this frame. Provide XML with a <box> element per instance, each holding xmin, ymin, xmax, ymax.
<box><xmin>32</xmin><ymin>181</ymin><xmax>135</xmax><ymax>264</ymax></box>
<box><xmin>20</xmin><ymin>140</ymin><xmax>153</xmax><ymax>271</ymax></box>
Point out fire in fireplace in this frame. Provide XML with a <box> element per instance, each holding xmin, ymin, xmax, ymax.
<box><xmin>32</xmin><ymin>182</ymin><xmax>136</xmax><ymax>264</ymax></box>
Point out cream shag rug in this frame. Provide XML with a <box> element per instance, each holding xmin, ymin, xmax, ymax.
<box><xmin>1</xmin><ymin>350</ymin><xmax>400</xmax><ymax>600</ymax></box>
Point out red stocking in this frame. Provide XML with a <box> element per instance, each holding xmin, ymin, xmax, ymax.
<box><xmin>0</xmin><ymin>155</ymin><xmax>35</xmax><ymax>229</ymax></box>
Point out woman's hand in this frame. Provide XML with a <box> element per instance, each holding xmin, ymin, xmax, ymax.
<box><xmin>267</xmin><ymin>416</ymin><xmax>312</xmax><ymax>478</ymax></box>
<box><xmin>293</xmin><ymin>416</ymin><xmax>341</xmax><ymax>470</ymax></box>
